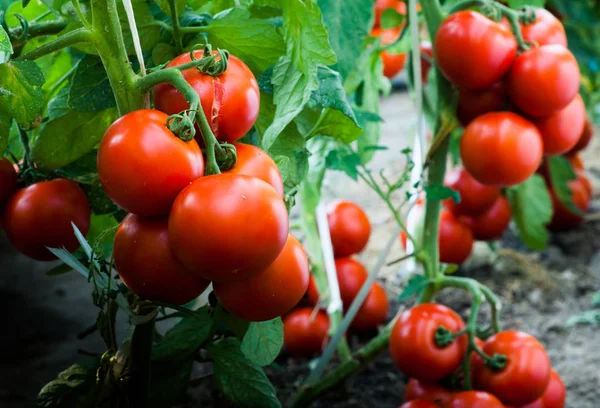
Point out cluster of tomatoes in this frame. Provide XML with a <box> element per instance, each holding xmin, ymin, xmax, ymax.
<box><xmin>392</xmin><ymin>303</ymin><xmax>565</xmax><ymax>408</ymax></box>
<box><xmin>371</xmin><ymin>0</ymin><xmax>408</xmax><ymax>79</ymax></box>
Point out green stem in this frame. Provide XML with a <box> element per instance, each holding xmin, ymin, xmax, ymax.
<box><xmin>128</xmin><ymin>315</ymin><xmax>155</xmax><ymax>408</ymax></box>
<box><xmin>479</xmin><ymin>284</ymin><xmax>502</xmax><ymax>333</ymax></box>
<box><xmin>179</xmin><ymin>26</ymin><xmax>208</xmax><ymax>34</ymax></box>
<box><xmin>448</xmin><ymin>0</ymin><xmax>486</xmax><ymax>13</ymax></box>
<box><xmin>168</xmin><ymin>0</ymin><xmax>183</xmax><ymax>53</ymax></box>
<box><xmin>496</xmin><ymin>3</ymin><xmax>530</xmax><ymax>50</ymax></box>
<box><xmin>8</xmin><ymin>18</ymin><xmax>70</xmax><ymax>39</ymax></box>
<box><xmin>18</xmin><ymin>127</ymin><xmax>33</xmax><ymax>168</ymax></box>
<box><xmin>420</xmin><ymin>0</ymin><xmax>446</xmax><ymax>39</ymax></box>
<box><xmin>329</xmin><ymin>311</ymin><xmax>352</xmax><ymax>362</ymax></box>
<box><xmin>73</xmin><ymin>0</ymin><xmax>92</xmax><ymax>29</ymax></box>
<box><xmin>15</xmin><ymin>28</ymin><xmax>92</xmax><ymax>61</ymax></box>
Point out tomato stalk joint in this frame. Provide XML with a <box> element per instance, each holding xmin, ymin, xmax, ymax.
<box><xmin>434</xmin><ymin>326</ymin><xmax>456</xmax><ymax>347</ymax></box>
<box><xmin>190</xmin><ymin>44</ymin><xmax>230</xmax><ymax>76</ymax></box>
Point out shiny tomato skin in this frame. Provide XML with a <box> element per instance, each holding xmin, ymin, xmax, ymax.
<box><xmin>113</xmin><ymin>215</ymin><xmax>209</xmax><ymax>305</ymax></box>
<box><xmin>97</xmin><ymin>109</ymin><xmax>204</xmax><ymax>217</ymax></box>
<box><xmin>3</xmin><ymin>179</ymin><xmax>90</xmax><ymax>261</ymax></box>
<box><xmin>568</xmin><ymin>118</ymin><xmax>593</xmax><ymax>154</ymax></box>
<box><xmin>521</xmin><ymin>8</ymin><xmax>567</xmax><ymax>47</ymax></box>
<box><xmin>283</xmin><ymin>308</ymin><xmax>330</xmax><ymax>357</ymax></box>
<box><xmin>439</xmin><ymin>208</ymin><xmax>474</xmax><ymax>265</ymax></box>
<box><xmin>457</xmin><ymin>81</ymin><xmax>507</xmax><ymax>126</ymax></box>
<box><xmin>335</xmin><ymin>257</ymin><xmax>368</xmax><ymax>308</ymax></box>
<box><xmin>548</xmin><ymin>177</ymin><xmax>590</xmax><ymax>231</ymax></box>
<box><xmin>168</xmin><ymin>174</ymin><xmax>289</xmax><ymax>282</ymax></box>
<box><xmin>535</xmin><ymin>94</ymin><xmax>586</xmax><ymax>155</ymax></box>
<box><xmin>521</xmin><ymin>370</ymin><xmax>566</xmax><ymax>408</ymax></box>
<box><xmin>327</xmin><ymin>200</ymin><xmax>371</xmax><ymax>257</ymax></box>
<box><xmin>434</xmin><ymin>11</ymin><xmax>517</xmax><ymax>90</ymax></box>
<box><xmin>420</xmin><ymin>41</ymin><xmax>433</xmax><ymax>83</ymax></box>
<box><xmin>461</xmin><ymin>196</ymin><xmax>512</xmax><ymax>241</ymax></box>
<box><xmin>449</xmin><ymin>391</ymin><xmax>504</xmax><ymax>408</ymax></box>
<box><xmin>472</xmin><ymin>330</ymin><xmax>551</xmax><ymax>405</ymax></box>
<box><xmin>350</xmin><ymin>282</ymin><xmax>389</xmax><ymax>331</ymax></box>
<box><xmin>153</xmin><ymin>51</ymin><xmax>260</xmax><ymax>143</ymax></box>
<box><xmin>461</xmin><ymin>112</ymin><xmax>543</xmax><ymax>187</ymax></box>
<box><xmin>227</xmin><ymin>143</ymin><xmax>284</xmax><ymax>197</ymax></box>
<box><xmin>390</xmin><ymin>303</ymin><xmax>467</xmax><ymax>382</ymax></box>
<box><xmin>404</xmin><ymin>378</ymin><xmax>455</xmax><ymax>406</ymax></box>
<box><xmin>214</xmin><ymin>234</ymin><xmax>309</xmax><ymax>322</ymax></box>
<box><xmin>399</xmin><ymin>401</ymin><xmax>439</xmax><ymax>408</ymax></box>
<box><xmin>0</xmin><ymin>158</ymin><xmax>18</xmax><ymax>208</ymax></box>
<box><xmin>306</xmin><ymin>274</ymin><xmax>320</xmax><ymax>306</ymax></box>
<box><xmin>508</xmin><ymin>45</ymin><xmax>580</xmax><ymax>117</ymax></box>
<box><xmin>444</xmin><ymin>167</ymin><xmax>501</xmax><ymax>217</ymax></box>
<box><xmin>374</xmin><ymin>0</ymin><xmax>406</xmax><ymax>28</ymax></box>
<box><xmin>372</xmin><ymin>27</ymin><xmax>407</xmax><ymax>78</ymax></box>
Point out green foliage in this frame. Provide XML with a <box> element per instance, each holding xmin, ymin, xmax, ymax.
<box><xmin>69</xmin><ymin>55</ymin><xmax>116</xmax><ymax>112</ymax></box>
<box><xmin>241</xmin><ymin>318</ymin><xmax>284</xmax><ymax>366</ymax></box>
<box><xmin>0</xmin><ymin>60</ymin><xmax>44</xmax><ymax>129</ymax></box>
<box><xmin>381</xmin><ymin>8</ymin><xmax>405</xmax><ymax>29</ymax></box>
<box><xmin>547</xmin><ymin>155</ymin><xmax>581</xmax><ymax>214</ymax></box>
<box><xmin>424</xmin><ymin>183</ymin><xmax>460</xmax><ymax>203</ymax></box>
<box><xmin>398</xmin><ymin>274</ymin><xmax>430</xmax><ymax>301</ymax></box>
<box><xmin>37</xmin><ymin>361</ymin><xmax>99</xmax><ymax>408</ymax></box>
<box><xmin>0</xmin><ymin>25</ymin><xmax>13</xmax><ymax>54</ymax></box>
<box><xmin>505</xmin><ymin>0</ymin><xmax>545</xmax><ymax>8</ymax></box>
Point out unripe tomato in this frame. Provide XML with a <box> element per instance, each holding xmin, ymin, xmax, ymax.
<box><xmin>420</xmin><ymin>41</ymin><xmax>433</xmax><ymax>83</ymax></box>
<box><xmin>521</xmin><ymin>370</ymin><xmax>566</xmax><ymax>408</ymax></box>
<box><xmin>439</xmin><ymin>208</ymin><xmax>473</xmax><ymax>265</ymax></box>
<box><xmin>535</xmin><ymin>94</ymin><xmax>586</xmax><ymax>155</ymax></box>
<box><xmin>548</xmin><ymin>177</ymin><xmax>590</xmax><ymax>231</ymax></box>
<box><xmin>461</xmin><ymin>196</ymin><xmax>512</xmax><ymax>241</ymax></box>
<box><xmin>153</xmin><ymin>51</ymin><xmax>260</xmax><ymax>143</ymax></box>
<box><xmin>327</xmin><ymin>200</ymin><xmax>371</xmax><ymax>257</ymax></box>
<box><xmin>214</xmin><ymin>234</ymin><xmax>309</xmax><ymax>322</ymax></box>
<box><xmin>449</xmin><ymin>391</ymin><xmax>504</xmax><ymax>408</ymax></box>
<box><xmin>113</xmin><ymin>215</ymin><xmax>209</xmax><ymax>305</ymax></box>
<box><xmin>404</xmin><ymin>378</ymin><xmax>455</xmax><ymax>406</ymax></box>
<box><xmin>98</xmin><ymin>110</ymin><xmax>204</xmax><ymax>217</ymax></box>
<box><xmin>567</xmin><ymin>118</ymin><xmax>593</xmax><ymax>154</ymax></box>
<box><xmin>399</xmin><ymin>401</ymin><xmax>438</xmax><ymax>408</ymax></box>
<box><xmin>461</xmin><ymin>112</ymin><xmax>543</xmax><ymax>187</ymax></box>
<box><xmin>372</xmin><ymin>28</ymin><xmax>407</xmax><ymax>79</ymax></box>
<box><xmin>521</xmin><ymin>8</ymin><xmax>567</xmax><ymax>47</ymax></box>
<box><xmin>456</xmin><ymin>81</ymin><xmax>507</xmax><ymax>126</ymax></box>
<box><xmin>390</xmin><ymin>303</ymin><xmax>467</xmax><ymax>382</ymax></box>
<box><xmin>350</xmin><ymin>282</ymin><xmax>388</xmax><ymax>331</ymax></box>
<box><xmin>472</xmin><ymin>330</ymin><xmax>551</xmax><ymax>405</ymax></box>
<box><xmin>374</xmin><ymin>0</ymin><xmax>406</xmax><ymax>28</ymax></box>
<box><xmin>283</xmin><ymin>308</ymin><xmax>330</xmax><ymax>357</ymax></box>
<box><xmin>434</xmin><ymin>11</ymin><xmax>517</xmax><ymax>90</ymax></box>
<box><xmin>3</xmin><ymin>179</ymin><xmax>90</xmax><ymax>261</ymax></box>
<box><xmin>226</xmin><ymin>143</ymin><xmax>284</xmax><ymax>197</ymax></box>
<box><xmin>0</xmin><ymin>158</ymin><xmax>18</xmax><ymax>208</ymax></box>
<box><xmin>335</xmin><ymin>257</ymin><xmax>368</xmax><ymax>308</ymax></box>
<box><xmin>444</xmin><ymin>167</ymin><xmax>501</xmax><ymax>216</ymax></box>
<box><xmin>508</xmin><ymin>45</ymin><xmax>580</xmax><ymax>117</ymax></box>
<box><xmin>168</xmin><ymin>174</ymin><xmax>289</xmax><ymax>282</ymax></box>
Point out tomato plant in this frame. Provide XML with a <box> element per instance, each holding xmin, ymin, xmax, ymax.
<box><xmin>534</xmin><ymin>94</ymin><xmax>586</xmax><ymax>155</ymax></box>
<box><xmin>283</xmin><ymin>308</ymin><xmax>330</xmax><ymax>357</ymax></box>
<box><xmin>372</xmin><ymin>28</ymin><xmax>407</xmax><ymax>79</ymax></box>
<box><xmin>521</xmin><ymin>370</ymin><xmax>566</xmax><ymax>408</ymax></box>
<box><xmin>456</xmin><ymin>82</ymin><xmax>507</xmax><ymax>126</ymax></box>
<box><xmin>350</xmin><ymin>281</ymin><xmax>388</xmax><ymax>331</ymax></box>
<box><xmin>335</xmin><ymin>257</ymin><xmax>368</xmax><ymax>308</ymax></box>
<box><xmin>439</xmin><ymin>208</ymin><xmax>474</xmax><ymax>265</ymax></box>
<box><xmin>444</xmin><ymin>167</ymin><xmax>500</xmax><ymax>216</ymax></box>
<box><xmin>226</xmin><ymin>143</ymin><xmax>284</xmax><ymax>197</ymax></box>
<box><xmin>404</xmin><ymin>378</ymin><xmax>455</xmax><ymax>406</ymax></box>
<box><xmin>461</xmin><ymin>196</ymin><xmax>512</xmax><ymax>241</ymax></box>
<box><xmin>449</xmin><ymin>391</ymin><xmax>504</xmax><ymax>408</ymax></box>
<box><xmin>327</xmin><ymin>200</ymin><xmax>371</xmax><ymax>258</ymax></box>
<box><xmin>519</xmin><ymin>8</ymin><xmax>567</xmax><ymax>47</ymax></box>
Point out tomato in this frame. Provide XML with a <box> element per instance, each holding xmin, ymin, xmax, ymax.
<box><xmin>449</xmin><ymin>391</ymin><xmax>504</xmax><ymax>408</ymax></box>
<box><xmin>461</xmin><ymin>196</ymin><xmax>512</xmax><ymax>241</ymax></box>
<box><xmin>508</xmin><ymin>45</ymin><xmax>580</xmax><ymax>117</ymax></box>
<box><xmin>214</xmin><ymin>234</ymin><xmax>309</xmax><ymax>321</ymax></box>
<box><xmin>327</xmin><ymin>200</ymin><xmax>371</xmax><ymax>257</ymax></box>
<box><xmin>566</xmin><ymin>154</ymin><xmax>584</xmax><ymax>172</ymax></box>
<box><xmin>153</xmin><ymin>51</ymin><xmax>260</xmax><ymax>143</ymax></box>
<box><xmin>471</xmin><ymin>330</ymin><xmax>551</xmax><ymax>405</ymax></box>
<box><xmin>350</xmin><ymin>282</ymin><xmax>388</xmax><ymax>331</ymax></box>
<box><xmin>434</xmin><ymin>11</ymin><xmax>517</xmax><ymax>90</ymax></box>
<box><xmin>113</xmin><ymin>215</ymin><xmax>209</xmax><ymax>305</ymax></box>
<box><xmin>404</xmin><ymin>378</ymin><xmax>455</xmax><ymax>406</ymax></box>
<box><xmin>444</xmin><ymin>167</ymin><xmax>500</xmax><ymax>216</ymax></box>
<box><xmin>456</xmin><ymin>81</ymin><xmax>507</xmax><ymax>126</ymax></box>
<box><xmin>306</xmin><ymin>274</ymin><xmax>320</xmax><ymax>306</ymax></box>
<box><xmin>578</xmin><ymin>173</ymin><xmax>592</xmax><ymax>197</ymax></box>
<box><xmin>461</xmin><ymin>112</ymin><xmax>543</xmax><ymax>187</ymax></box>
<box><xmin>372</xmin><ymin>28</ymin><xmax>407</xmax><ymax>79</ymax></box>
<box><xmin>521</xmin><ymin>8</ymin><xmax>567</xmax><ymax>47</ymax></box>
<box><xmin>225</xmin><ymin>143</ymin><xmax>283</xmax><ymax>197</ymax></box>
<box><xmin>390</xmin><ymin>303</ymin><xmax>466</xmax><ymax>382</ymax></box>
<box><xmin>3</xmin><ymin>179</ymin><xmax>90</xmax><ymax>261</ymax></box>
<box><xmin>439</xmin><ymin>208</ymin><xmax>473</xmax><ymax>265</ymax></box>
<box><xmin>567</xmin><ymin>118</ymin><xmax>593</xmax><ymax>154</ymax></box>
<box><xmin>283</xmin><ymin>308</ymin><xmax>330</xmax><ymax>357</ymax></box>
<box><xmin>335</xmin><ymin>257</ymin><xmax>368</xmax><ymax>308</ymax></box>
<box><xmin>521</xmin><ymin>370</ymin><xmax>566</xmax><ymax>408</ymax></box>
<box><xmin>548</xmin><ymin>177</ymin><xmax>590</xmax><ymax>231</ymax></box>
<box><xmin>0</xmin><ymin>158</ymin><xmax>18</xmax><ymax>208</ymax></box>
<box><xmin>98</xmin><ymin>110</ymin><xmax>204</xmax><ymax>217</ymax></box>
<box><xmin>535</xmin><ymin>94</ymin><xmax>586</xmax><ymax>155</ymax></box>
<box><xmin>168</xmin><ymin>174</ymin><xmax>288</xmax><ymax>282</ymax></box>
<box><xmin>419</xmin><ymin>41</ymin><xmax>433</xmax><ymax>83</ymax></box>
<box><xmin>399</xmin><ymin>401</ymin><xmax>438</xmax><ymax>408</ymax></box>
<box><xmin>374</xmin><ymin>0</ymin><xmax>406</xmax><ymax>28</ymax></box>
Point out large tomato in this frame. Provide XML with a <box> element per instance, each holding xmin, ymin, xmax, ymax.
<box><xmin>226</xmin><ymin>143</ymin><xmax>283</xmax><ymax>197</ymax></box>
<box><xmin>153</xmin><ymin>51</ymin><xmax>260</xmax><ymax>143</ymax></box>
<box><xmin>350</xmin><ymin>282</ymin><xmax>388</xmax><ymax>332</ymax></box>
<box><xmin>113</xmin><ymin>215</ymin><xmax>209</xmax><ymax>305</ymax></box>
<box><xmin>404</xmin><ymin>378</ymin><xmax>455</xmax><ymax>406</ymax></box>
<box><xmin>168</xmin><ymin>174</ymin><xmax>288</xmax><ymax>282</ymax></box>
<box><xmin>97</xmin><ymin>109</ymin><xmax>204</xmax><ymax>216</ymax></box>
<box><xmin>390</xmin><ymin>303</ymin><xmax>466</xmax><ymax>382</ymax></box>
<box><xmin>283</xmin><ymin>308</ymin><xmax>330</xmax><ymax>357</ymax></box>
<box><xmin>548</xmin><ymin>177</ymin><xmax>590</xmax><ymax>231</ymax></box>
<box><xmin>434</xmin><ymin>11</ymin><xmax>517</xmax><ymax>90</ymax></box>
<box><xmin>439</xmin><ymin>208</ymin><xmax>474</xmax><ymax>265</ymax></box>
<box><xmin>461</xmin><ymin>196</ymin><xmax>512</xmax><ymax>241</ymax></box>
<box><xmin>449</xmin><ymin>391</ymin><xmax>504</xmax><ymax>408</ymax></box>
<box><xmin>508</xmin><ymin>45</ymin><xmax>580</xmax><ymax>117</ymax></box>
<box><xmin>521</xmin><ymin>8</ymin><xmax>567</xmax><ymax>47</ymax></box>
<box><xmin>327</xmin><ymin>200</ymin><xmax>371</xmax><ymax>257</ymax></box>
<box><xmin>306</xmin><ymin>274</ymin><xmax>320</xmax><ymax>306</ymax></box>
<box><xmin>567</xmin><ymin>118</ymin><xmax>593</xmax><ymax>154</ymax></box>
<box><xmin>535</xmin><ymin>94</ymin><xmax>586</xmax><ymax>155</ymax></box>
<box><xmin>420</xmin><ymin>41</ymin><xmax>433</xmax><ymax>83</ymax></box>
<box><xmin>213</xmin><ymin>234</ymin><xmax>309</xmax><ymax>322</ymax></box>
<box><xmin>456</xmin><ymin>81</ymin><xmax>507</xmax><ymax>126</ymax></box>
<box><xmin>461</xmin><ymin>112</ymin><xmax>543</xmax><ymax>187</ymax></box>
<box><xmin>399</xmin><ymin>401</ymin><xmax>438</xmax><ymax>408</ymax></box>
<box><xmin>0</xmin><ymin>158</ymin><xmax>18</xmax><ymax>207</ymax></box>
<box><xmin>3</xmin><ymin>179</ymin><xmax>90</xmax><ymax>261</ymax></box>
<box><xmin>335</xmin><ymin>257</ymin><xmax>368</xmax><ymax>308</ymax></box>
<box><xmin>521</xmin><ymin>370</ymin><xmax>566</xmax><ymax>408</ymax></box>
<box><xmin>472</xmin><ymin>330</ymin><xmax>551</xmax><ymax>405</ymax></box>
<box><xmin>444</xmin><ymin>167</ymin><xmax>500</xmax><ymax>216</ymax></box>
<box><xmin>372</xmin><ymin>28</ymin><xmax>407</xmax><ymax>79</ymax></box>
<box><xmin>374</xmin><ymin>0</ymin><xmax>406</xmax><ymax>28</ymax></box>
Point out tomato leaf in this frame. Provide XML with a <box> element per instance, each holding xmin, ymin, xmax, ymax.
<box><xmin>48</xmin><ymin>86</ymin><xmax>71</xmax><ymax>120</ymax></box>
<box><xmin>381</xmin><ymin>8</ymin><xmax>405</xmax><ymax>29</ymax></box>
<box><xmin>155</xmin><ymin>0</ymin><xmax>185</xmax><ymax>16</ymax></box>
<box><xmin>0</xmin><ymin>61</ymin><xmax>45</xmax><ymax>129</ymax></box>
<box><xmin>506</xmin><ymin>0</ymin><xmax>545</xmax><ymax>9</ymax></box>
<box><xmin>37</xmin><ymin>361</ymin><xmax>99</xmax><ymax>408</ymax></box>
<box><xmin>547</xmin><ymin>155</ymin><xmax>582</xmax><ymax>215</ymax></box>
<box><xmin>45</xmin><ymin>263</ymin><xmax>74</xmax><ymax>276</ymax></box>
<box><xmin>324</xmin><ymin>145</ymin><xmax>361</xmax><ymax>181</ymax></box>
<box><xmin>69</xmin><ymin>55</ymin><xmax>116</xmax><ymax>112</ymax></box>
<box><xmin>424</xmin><ymin>183</ymin><xmax>460</xmax><ymax>203</ymax></box>
<box><xmin>0</xmin><ymin>111</ymin><xmax>10</xmax><ymax>156</ymax></box>
<box><xmin>398</xmin><ymin>274</ymin><xmax>430</xmax><ymax>301</ymax></box>
<box><xmin>0</xmin><ymin>25</ymin><xmax>13</xmax><ymax>54</ymax></box>
<box><xmin>151</xmin><ymin>43</ymin><xmax>177</xmax><ymax>65</ymax></box>
<box><xmin>149</xmin><ymin>358</ymin><xmax>194</xmax><ymax>408</ymax></box>
<box><xmin>241</xmin><ymin>318</ymin><xmax>284</xmax><ymax>366</ymax></box>
<box><xmin>117</xmin><ymin>0</ymin><xmax>161</xmax><ymax>55</ymax></box>
<box><xmin>40</xmin><ymin>50</ymin><xmax>73</xmax><ymax>96</ymax></box>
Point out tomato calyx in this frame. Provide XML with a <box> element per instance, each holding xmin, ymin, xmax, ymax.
<box><xmin>434</xmin><ymin>326</ymin><xmax>461</xmax><ymax>347</ymax></box>
<box><xmin>215</xmin><ymin>143</ymin><xmax>237</xmax><ymax>171</ymax></box>
<box><xmin>167</xmin><ymin>110</ymin><xmax>197</xmax><ymax>141</ymax></box>
<box><xmin>190</xmin><ymin>44</ymin><xmax>230</xmax><ymax>76</ymax></box>
<box><xmin>485</xmin><ymin>352</ymin><xmax>508</xmax><ymax>371</ymax></box>
<box><xmin>517</xmin><ymin>5</ymin><xmax>538</xmax><ymax>25</ymax></box>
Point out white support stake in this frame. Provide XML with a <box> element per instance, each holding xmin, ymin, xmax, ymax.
<box><xmin>315</xmin><ymin>203</ymin><xmax>344</xmax><ymax>315</ymax></box>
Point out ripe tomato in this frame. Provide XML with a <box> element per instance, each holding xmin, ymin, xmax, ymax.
<box><xmin>372</xmin><ymin>28</ymin><xmax>407</xmax><ymax>79</ymax></box>
<box><xmin>226</xmin><ymin>143</ymin><xmax>284</xmax><ymax>197</ymax></box>
<box><xmin>444</xmin><ymin>167</ymin><xmax>500</xmax><ymax>216</ymax></box>
<box><xmin>3</xmin><ymin>179</ymin><xmax>90</xmax><ymax>261</ymax></box>
<box><xmin>283</xmin><ymin>308</ymin><xmax>330</xmax><ymax>357</ymax></box>
<box><xmin>508</xmin><ymin>45</ymin><xmax>580</xmax><ymax>117</ymax></box>
<box><xmin>153</xmin><ymin>51</ymin><xmax>260</xmax><ymax>143</ymax></box>
<box><xmin>327</xmin><ymin>200</ymin><xmax>371</xmax><ymax>257</ymax></box>
<box><xmin>214</xmin><ymin>234</ymin><xmax>309</xmax><ymax>321</ymax></box>
<box><xmin>521</xmin><ymin>8</ymin><xmax>567</xmax><ymax>47</ymax></box>
<box><xmin>0</xmin><ymin>158</ymin><xmax>18</xmax><ymax>207</ymax></box>
<box><xmin>306</xmin><ymin>274</ymin><xmax>320</xmax><ymax>306</ymax></box>
<box><xmin>350</xmin><ymin>282</ymin><xmax>388</xmax><ymax>331</ymax></box>
<box><xmin>404</xmin><ymin>378</ymin><xmax>455</xmax><ymax>406</ymax></box>
<box><xmin>521</xmin><ymin>370</ymin><xmax>566</xmax><ymax>408</ymax></box>
<box><xmin>434</xmin><ymin>11</ymin><xmax>517</xmax><ymax>90</ymax></box>
<box><xmin>535</xmin><ymin>94</ymin><xmax>586</xmax><ymax>155</ymax></box>
<box><xmin>98</xmin><ymin>110</ymin><xmax>204</xmax><ymax>217</ymax></box>
<box><xmin>420</xmin><ymin>41</ymin><xmax>433</xmax><ymax>83</ymax></box>
<box><xmin>335</xmin><ymin>257</ymin><xmax>368</xmax><ymax>308</ymax></box>
<box><xmin>374</xmin><ymin>0</ymin><xmax>406</xmax><ymax>28</ymax></box>
<box><xmin>456</xmin><ymin>81</ymin><xmax>507</xmax><ymax>126</ymax></box>
<box><xmin>461</xmin><ymin>196</ymin><xmax>512</xmax><ymax>241</ymax></box>
<box><xmin>449</xmin><ymin>391</ymin><xmax>504</xmax><ymax>408</ymax></box>
<box><xmin>548</xmin><ymin>177</ymin><xmax>590</xmax><ymax>231</ymax></box>
<box><xmin>472</xmin><ymin>330</ymin><xmax>551</xmax><ymax>405</ymax></box>
<box><xmin>568</xmin><ymin>118</ymin><xmax>593</xmax><ymax>154</ymax></box>
<box><xmin>439</xmin><ymin>208</ymin><xmax>474</xmax><ymax>265</ymax></box>
<box><xmin>578</xmin><ymin>173</ymin><xmax>593</xmax><ymax>197</ymax></box>
<box><xmin>461</xmin><ymin>112</ymin><xmax>543</xmax><ymax>187</ymax></box>
<box><xmin>113</xmin><ymin>215</ymin><xmax>209</xmax><ymax>305</ymax></box>
<box><xmin>168</xmin><ymin>174</ymin><xmax>288</xmax><ymax>282</ymax></box>
<box><xmin>399</xmin><ymin>401</ymin><xmax>438</xmax><ymax>408</ymax></box>
<box><xmin>390</xmin><ymin>303</ymin><xmax>467</xmax><ymax>382</ymax></box>
<box><xmin>566</xmin><ymin>154</ymin><xmax>584</xmax><ymax>172</ymax></box>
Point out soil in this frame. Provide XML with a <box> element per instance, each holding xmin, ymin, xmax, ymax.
<box><xmin>1</xmin><ymin>90</ymin><xmax>599</xmax><ymax>408</ymax></box>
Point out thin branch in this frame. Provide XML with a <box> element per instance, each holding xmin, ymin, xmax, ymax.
<box><xmin>16</xmin><ymin>28</ymin><xmax>93</xmax><ymax>61</ymax></box>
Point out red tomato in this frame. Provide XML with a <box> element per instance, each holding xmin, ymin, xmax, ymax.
<box><xmin>566</xmin><ymin>154</ymin><xmax>584</xmax><ymax>172</ymax></box>
<box><xmin>548</xmin><ymin>177</ymin><xmax>590</xmax><ymax>231</ymax></box>
<box><xmin>153</xmin><ymin>51</ymin><xmax>260</xmax><ymax>143</ymax></box>
<box><xmin>404</xmin><ymin>378</ymin><xmax>455</xmax><ymax>406</ymax></box>
<box><xmin>283</xmin><ymin>308</ymin><xmax>330</xmax><ymax>357</ymax></box>
<box><xmin>434</xmin><ymin>11</ymin><xmax>517</xmax><ymax>90</ymax></box>
<box><xmin>226</xmin><ymin>143</ymin><xmax>284</xmax><ymax>197</ymax></box>
<box><xmin>472</xmin><ymin>330</ymin><xmax>551</xmax><ymax>405</ymax></box>
<box><xmin>399</xmin><ymin>401</ymin><xmax>438</xmax><ymax>408</ymax></box>
<box><xmin>327</xmin><ymin>200</ymin><xmax>371</xmax><ymax>257</ymax></box>
<box><xmin>350</xmin><ymin>282</ymin><xmax>388</xmax><ymax>331</ymax></box>
<box><xmin>567</xmin><ymin>118</ymin><xmax>594</xmax><ymax>154</ymax></box>
<box><xmin>214</xmin><ymin>234</ymin><xmax>309</xmax><ymax>321</ymax></box>
<box><xmin>508</xmin><ymin>45</ymin><xmax>580</xmax><ymax>117</ymax></box>
<box><xmin>306</xmin><ymin>274</ymin><xmax>320</xmax><ymax>306</ymax></box>
<box><xmin>3</xmin><ymin>179</ymin><xmax>90</xmax><ymax>261</ymax></box>
<box><xmin>374</xmin><ymin>0</ymin><xmax>406</xmax><ymax>28</ymax></box>
<box><xmin>335</xmin><ymin>257</ymin><xmax>368</xmax><ymax>308</ymax></box>
<box><xmin>168</xmin><ymin>174</ymin><xmax>288</xmax><ymax>282</ymax></box>
<box><xmin>420</xmin><ymin>41</ymin><xmax>433</xmax><ymax>83</ymax></box>
<box><xmin>390</xmin><ymin>303</ymin><xmax>467</xmax><ymax>382</ymax></box>
<box><xmin>456</xmin><ymin>81</ymin><xmax>507</xmax><ymax>126</ymax></box>
<box><xmin>444</xmin><ymin>167</ymin><xmax>501</xmax><ymax>216</ymax></box>
<box><xmin>461</xmin><ymin>196</ymin><xmax>512</xmax><ymax>241</ymax></box>
<box><xmin>578</xmin><ymin>173</ymin><xmax>593</xmax><ymax>197</ymax></box>
<box><xmin>449</xmin><ymin>391</ymin><xmax>504</xmax><ymax>408</ymax></box>
<box><xmin>535</xmin><ymin>94</ymin><xmax>586</xmax><ymax>155</ymax></box>
<box><xmin>439</xmin><ymin>208</ymin><xmax>474</xmax><ymax>265</ymax></box>
<box><xmin>521</xmin><ymin>8</ymin><xmax>567</xmax><ymax>47</ymax></box>
<box><xmin>521</xmin><ymin>370</ymin><xmax>566</xmax><ymax>408</ymax></box>
<box><xmin>372</xmin><ymin>27</ymin><xmax>407</xmax><ymax>78</ymax></box>
<box><xmin>113</xmin><ymin>215</ymin><xmax>209</xmax><ymax>305</ymax></box>
<box><xmin>97</xmin><ymin>110</ymin><xmax>204</xmax><ymax>216</ymax></box>
<box><xmin>0</xmin><ymin>158</ymin><xmax>18</xmax><ymax>208</ymax></box>
<box><xmin>461</xmin><ymin>112</ymin><xmax>543</xmax><ymax>187</ymax></box>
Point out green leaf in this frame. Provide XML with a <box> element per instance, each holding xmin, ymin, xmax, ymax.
<box><xmin>0</xmin><ymin>111</ymin><xmax>10</xmax><ymax>156</ymax></box>
<box><xmin>151</xmin><ymin>43</ymin><xmax>177</xmax><ymax>65</ymax></box>
<box><xmin>381</xmin><ymin>8</ymin><xmax>405</xmax><ymax>29</ymax></box>
<box><xmin>37</xmin><ymin>361</ymin><xmax>98</xmax><ymax>408</ymax></box>
<box><xmin>40</xmin><ymin>50</ymin><xmax>73</xmax><ymax>96</ymax></box>
<box><xmin>0</xmin><ymin>25</ymin><xmax>13</xmax><ymax>54</ymax></box>
<box><xmin>86</xmin><ymin>213</ymin><xmax>118</xmax><ymax>258</ymax></box>
<box><xmin>155</xmin><ymin>0</ymin><xmax>185</xmax><ymax>15</ymax></box>
<box><xmin>506</xmin><ymin>0</ymin><xmax>545</xmax><ymax>9</ymax></box>
<box><xmin>149</xmin><ymin>359</ymin><xmax>193</xmax><ymax>408</ymax></box>
<box><xmin>48</xmin><ymin>86</ymin><xmax>71</xmax><ymax>120</ymax></box>
<box><xmin>506</xmin><ymin>175</ymin><xmax>553</xmax><ymax>250</ymax></box>
<box><xmin>208</xmin><ymin>338</ymin><xmax>281</xmax><ymax>408</ymax></box>
<box><xmin>6</xmin><ymin>1</ymin><xmax>52</xmax><ymax>26</ymax></box>
<box><xmin>547</xmin><ymin>155</ymin><xmax>582</xmax><ymax>215</ymax></box>
<box><xmin>69</xmin><ymin>55</ymin><xmax>116</xmax><ymax>112</ymax></box>
<box><xmin>82</xmin><ymin>179</ymin><xmax>119</xmax><ymax>215</ymax></box>
<box><xmin>424</xmin><ymin>183</ymin><xmax>460</xmax><ymax>202</ymax></box>
<box><xmin>398</xmin><ymin>274</ymin><xmax>430</xmax><ymax>301</ymax></box>
<box><xmin>0</xmin><ymin>61</ymin><xmax>45</xmax><ymax>129</ymax></box>
<box><xmin>118</xmin><ymin>0</ymin><xmax>161</xmax><ymax>55</ymax></box>
<box><xmin>45</xmin><ymin>263</ymin><xmax>74</xmax><ymax>276</ymax></box>
<box><xmin>324</xmin><ymin>145</ymin><xmax>361</xmax><ymax>181</ymax></box>
<box><xmin>241</xmin><ymin>318</ymin><xmax>283</xmax><ymax>366</ymax></box>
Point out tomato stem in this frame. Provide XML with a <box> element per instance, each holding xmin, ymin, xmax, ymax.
<box><xmin>15</xmin><ymin>28</ymin><xmax>93</xmax><ymax>61</ymax></box>
<box><xmin>128</xmin><ymin>314</ymin><xmax>156</xmax><ymax>408</ymax></box>
<box><xmin>167</xmin><ymin>0</ymin><xmax>183</xmax><ymax>53</ymax></box>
